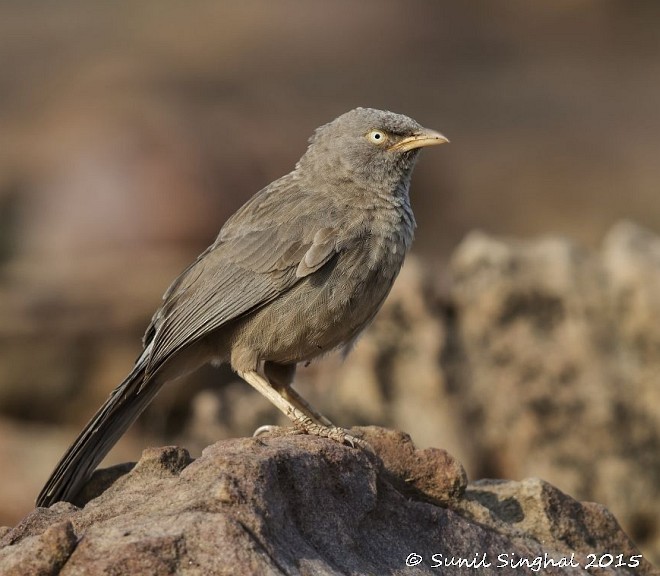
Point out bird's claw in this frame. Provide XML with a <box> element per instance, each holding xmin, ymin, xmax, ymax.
<box><xmin>253</xmin><ymin>424</ymin><xmax>279</xmax><ymax>437</ymax></box>
<box><xmin>290</xmin><ymin>414</ymin><xmax>368</xmax><ymax>449</ymax></box>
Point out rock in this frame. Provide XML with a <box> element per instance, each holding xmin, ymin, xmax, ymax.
<box><xmin>1</xmin><ymin>429</ymin><xmax>655</xmax><ymax>575</ymax></box>
<box><xmin>0</xmin><ymin>519</ymin><xmax>76</xmax><ymax>576</ymax></box>
<box><xmin>447</xmin><ymin>223</ymin><xmax>660</xmax><ymax>562</ymax></box>
<box><xmin>360</xmin><ymin>427</ymin><xmax>467</xmax><ymax>506</ymax></box>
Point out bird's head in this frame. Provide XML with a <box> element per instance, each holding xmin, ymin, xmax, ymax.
<box><xmin>297</xmin><ymin>107</ymin><xmax>448</xmax><ymax>193</ymax></box>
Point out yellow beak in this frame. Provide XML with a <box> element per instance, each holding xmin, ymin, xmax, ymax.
<box><xmin>388</xmin><ymin>128</ymin><xmax>449</xmax><ymax>153</ymax></box>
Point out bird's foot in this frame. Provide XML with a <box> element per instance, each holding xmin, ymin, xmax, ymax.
<box><xmin>290</xmin><ymin>414</ymin><xmax>368</xmax><ymax>449</ymax></box>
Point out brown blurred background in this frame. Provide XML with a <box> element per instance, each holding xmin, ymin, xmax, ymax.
<box><xmin>1</xmin><ymin>0</ymin><xmax>660</xmax><ymax>561</ymax></box>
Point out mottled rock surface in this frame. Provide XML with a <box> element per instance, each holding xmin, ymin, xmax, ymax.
<box><xmin>1</xmin><ymin>428</ymin><xmax>655</xmax><ymax>575</ymax></box>
<box><xmin>444</xmin><ymin>222</ymin><xmax>660</xmax><ymax>562</ymax></box>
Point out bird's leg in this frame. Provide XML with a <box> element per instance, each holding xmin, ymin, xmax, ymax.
<box><xmin>238</xmin><ymin>369</ymin><xmax>365</xmax><ymax>448</ymax></box>
<box><xmin>263</xmin><ymin>361</ymin><xmax>334</xmax><ymax>426</ymax></box>
<box><xmin>283</xmin><ymin>387</ymin><xmax>334</xmax><ymax>426</ymax></box>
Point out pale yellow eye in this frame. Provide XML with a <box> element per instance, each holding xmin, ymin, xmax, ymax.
<box><xmin>367</xmin><ymin>130</ymin><xmax>387</xmax><ymax>145</ymax></box>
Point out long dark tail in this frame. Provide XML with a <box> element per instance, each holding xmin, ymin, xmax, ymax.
<box><xmin>36</xmin><ymin>354</ymin><xmax>163</xmax><ymax>507</ymax></box>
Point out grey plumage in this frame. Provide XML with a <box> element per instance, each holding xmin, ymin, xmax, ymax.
<box><xmin>36</xmin><ymin>107</ymin><xmax>447</xmax><ymax>507</ymax></box>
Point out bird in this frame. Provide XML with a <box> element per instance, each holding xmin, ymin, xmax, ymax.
<box><xmin>36</xmin><ymin>107</ymin><xmax>448</xmax><ymax>507</ymax></box>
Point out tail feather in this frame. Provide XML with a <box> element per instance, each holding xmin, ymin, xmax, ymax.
<box><xmin>36</xmin><ymin>357</ymin><xmax>163</xmax><ymax>507</ymax></box>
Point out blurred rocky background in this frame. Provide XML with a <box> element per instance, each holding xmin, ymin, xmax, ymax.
<box><xmin>1</xmin><ymin>0</ymin><xmax>659</xmax><ymax>565</ymax></box>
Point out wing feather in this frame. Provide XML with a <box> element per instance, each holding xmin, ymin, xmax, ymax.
<box><xmin>142</xmin><ymin>178</ymin><xmax>340</xmax><ymax>376</ymax></box>
<box><xmin>296</xmin><ymin>227</ymin><xmax>337</xmax><ymax>277</ymax></box>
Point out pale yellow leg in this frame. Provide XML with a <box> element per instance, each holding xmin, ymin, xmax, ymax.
<box><xmin>238</xmin><ymin>370</ymin><xmax>364</xmax><ymax>448</ymax></box>
<box><xmin>262</xmin><ymin>361</ymin><xmax>334</xmax><ymax>426</ymax></box>
<box><xmin>279</xmin><ymin>385</ymin><xmax>334</xmax><ymax>427</ymax></box>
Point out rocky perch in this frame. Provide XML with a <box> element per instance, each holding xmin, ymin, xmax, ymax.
<box><xmin>1</xmin><ymin>428</ymin><xmax>656</xmax><ymax>575</ymax></box>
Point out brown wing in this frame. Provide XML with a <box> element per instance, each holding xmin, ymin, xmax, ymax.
<box><xmin>142</xmin><ymin>177</ymin><xmax>340</xmax><ymax>377</ymax></box>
